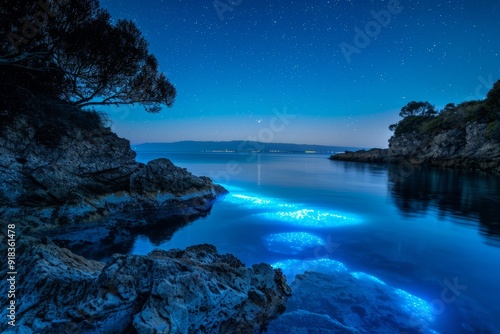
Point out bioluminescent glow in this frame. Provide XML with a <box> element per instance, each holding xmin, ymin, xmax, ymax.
<box><xmin>351</xmin><ymin>272</ymin><xmax>387</xmax><ymax>285</ymax></box>
<box><xmin>262</xmin><ymin>232</ymin><xmax>324</xmax><ymax>255</ymax></box>
<box><xmin>273</xmin><ymin>260</ymin><xmax>436</xmax><ymax>329</ymax></box>
<box><xmin>231</xmin><ymin>194</ymin><xmax>273</xmax><ymax>206</ymax></box>
<box><xmin>395</xmin><ymin>288</ymin><xmax>435</xmax><ymax>324</ymax></box>
<box><xmin>223</xmin><ymin>188</ymin><xmax>362</xmax><ymax>228</ymax></box>
<box><xmin>272</xmin><ymin>258</ymin><xmax>348</xmax><ymax>280</ymax></box>
<box><xmin>224</xmin><ymin>192</ymin><xmax>296</xmax><ymax>210</ymax></box>
<box><xmin>259</xmin><ymin>209</ymin><xmax>361</xmax><ymax>228</ymax></box>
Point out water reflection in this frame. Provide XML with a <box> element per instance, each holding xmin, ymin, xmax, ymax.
<box><xmin>49</xmin><ymin>208</ymin><xmax>214</xmax><ymax>262</ymax></box>
<box><xmin>387</xmin><ymin>164</ymin><xmax>500</xmax><ymax>245</ymax></box>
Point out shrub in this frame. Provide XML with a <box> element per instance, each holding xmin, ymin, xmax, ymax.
<box><xmin>486</xmin><ymin>120</ymin><xmax>500</xmax><ymax>141</ymax></box>
<box><xmin>1</xmin><ymin>95</ymin><xmax>106</xmax><ymax>147</ymax></box>
<box><xmin>421</xmin><ymin>116</ymin><xmax>445</xmax><ymax>135</ymax></box>
<box><xmin>394</xmin><ymin>116</ymin><xmax>427</xmax><ymax>136</ymax></box>
<box><xmin>486</xmin><ymin>80</ymin><xmax>500</xmax><ymax>111</ymax></box>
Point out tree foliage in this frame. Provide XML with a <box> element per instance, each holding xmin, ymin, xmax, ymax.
<box><xmin>442</xmin><ymin>103</ymin><xmax>456</xmax><ymax>113</ymax></box>
<box><xmin>389</xmin><ymin>81</ymin><xmax>500</xmax><ymax>138</ymax></box>
<box><xmin>0</xmin><ymin>0</ymin><xmax>176</xmax><ymax>112</ymax></box>
<box><xmin>399</xmin><ymin>101</ymin><xmax>437</xmax><ymax>118</ymax></box>
<box><xmin>486</xmin><ymin>80</ymin><xmax>500</xmax><ymax>111</ymax></box>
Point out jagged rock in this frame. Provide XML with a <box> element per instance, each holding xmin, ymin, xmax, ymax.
<box><xmin>330</xmin><ymin>122</ymin><xmax>500</xmax><ymax>174</ymax></box>
<box><xmin>0</xmin><ymin>113</ymin><xmax>137</xmax><ymax>206</ymax></box>
<box><xmin>267</xmin><ymin>271</ymin><xmax>437</xmax><ymax>334</ymax></box>
<box><xmin>0</xmin><ymin>238</ymin><xmax>290</xmax><ymax>334</ymax></box>
<box><xmin>0</xmin><ymin>112</ymin><xmax>226</xmax><ymax>230</ymax></box>
<box><xmin>130</xmin><ymin>158</ymin><xmax>217</xmax><ymax>196</ymax></box>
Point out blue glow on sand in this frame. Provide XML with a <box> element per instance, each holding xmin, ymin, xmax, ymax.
<box><xmin>262</xmin><ymin>232</ymin><xmax>324</xmax><ymax>255</ymax></box>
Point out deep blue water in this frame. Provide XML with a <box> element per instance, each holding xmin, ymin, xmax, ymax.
<box><xmin>129</xmin><ymin>152</ymin><xmax>499</xmax><ymax>333</ymax></box>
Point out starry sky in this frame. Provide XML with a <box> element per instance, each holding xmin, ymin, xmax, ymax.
<box><xmin>99</xmin><ymin>0</ymin><xmax>500</xmax><ymax>147</ymax></box>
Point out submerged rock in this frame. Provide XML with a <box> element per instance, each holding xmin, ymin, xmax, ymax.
<box><xmin>0</xmin><ymin>237</ymin><xmax>290</xmax><ymax>334</ymax></box>
<box><xmin>267</xmin><ymin>271</ymin><xmax>436</xmax><ymax>334</ymax></box>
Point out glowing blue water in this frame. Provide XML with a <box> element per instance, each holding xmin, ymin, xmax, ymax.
<box><xmin>128</xmin><ymin>152</ymin><xmax>500</xmax><ymax>334</ymax></box>
<box><xmin>262</xmin><ymin>232</ymin><xmax>324</xmax><ymax>255</ymax></box>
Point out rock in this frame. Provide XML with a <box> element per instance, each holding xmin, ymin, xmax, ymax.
<box><xmin>267</xmin><ymin>271</ymin><xmax>437</xmax><ymax>334</ymax></box>
<box><xmin>330</xmin><ymin>122</ymin><xmax>500</xmax><ymax>174</ymax></box>
<box><xmin>330</xmin><ymin>148</ymin><xmax>389</xmax><ymax>163</ymax></box>
<box><xmin>0</xmin><ymin>111</ymin><xmax>226</xmax><ymax>231</ymax></box>
<box><xmin>0</xmin><ymin>238</ymin><xmax>290</xmax><ymax>334</ymax></box>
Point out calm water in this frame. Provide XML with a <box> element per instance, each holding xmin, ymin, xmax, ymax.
<box><xmin>111</xmin><ymin>152</ymin><xmax>500</xmax><ymax>333</ymax></box>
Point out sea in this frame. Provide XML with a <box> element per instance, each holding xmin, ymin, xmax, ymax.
<box><xmin>96</xmin><ymin>151</ymin><xmax>500</xmax><ymax>333</ymax></box>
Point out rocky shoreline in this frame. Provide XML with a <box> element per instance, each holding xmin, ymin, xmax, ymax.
<box><xmin>0</xmin><ymin>237</ymin><xmax>290</xmax><ymax>333</ymax></box>
<box><xmin>0</xmin><ymin>112</ymin><xmax>227</xmax><ymax>233</ymax></box>
<box><xmin>330</xmin><ymin>122</ymin><xmax>500</xmax><ymax>174</ymax></box>
<box><xmin>0</xmin><ymin>106</ymin><xmax>293</xmax><ymax>333</ymax></box>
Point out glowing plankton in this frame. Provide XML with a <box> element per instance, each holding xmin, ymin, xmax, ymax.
<box><xmin>263</xmin><ymin>232</ymin><xmax>324</xmax><ymax>255</ymax></box>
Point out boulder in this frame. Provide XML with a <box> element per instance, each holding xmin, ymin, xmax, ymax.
<box><xmin>267</xmin><ymin>271</ymin><xmax>437</xmax><ymax>334</ymax></box>
<box><xmin>0</xmin><ymin>112</ymin><xmax>226</xmax><ymax>230</ymax></box>
<box><xmin>0</xmin><ymin>238</ymin><xmax>290</xmax><ymax>334</ymax></box>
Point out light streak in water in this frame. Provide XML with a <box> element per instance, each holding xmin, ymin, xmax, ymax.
<box><xmin>259</xmin><ymin>209</ymin><xmax>360</xmax><ymax>228</ymax></box>
<box><xmin>262</xmin><ymin>232</ymin><xmax>325</xmax><ymax>254</ymax></box>
<box><xmin>222</xmin><ymin>188</ymin><xmax>362</xmax><ymax>227</ymax></box>
<box><xmin>351</xmin><ymin>272</ymin><xmax>387</xmax><ymax>285</ymax></box>
<box><xmin>272</xmin><ymin>258</ymin><xmax>348</xmax><ymax>280</ymax></box>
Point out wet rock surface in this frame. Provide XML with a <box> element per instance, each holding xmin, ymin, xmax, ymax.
<box><xmin>0</xmin><ymin>238</ymin><xmax>290</xmax><ymax>334</ymax></box>
<box><xmin>267</xmin><ymin>271</ymin><xmax>436</xmax><ymax>334</ymax></box>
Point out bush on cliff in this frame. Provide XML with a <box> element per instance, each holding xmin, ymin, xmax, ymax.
<box><xmin>486</xmin><ymin>80</ymin><xmax>500</xmax><ymax>111</ymax></box>
<box><xmin>390</xmin><ymin>81</ymin><xmax>500</xmax><ymax>139</ymax></box>
<box><xmin>389</xmin><ymin>101</ymin><xmax>437</xmax><ymax>136</ymax></box>
<box><xmin>486</xmin><ymin>120</ymin><xmax>500</xmax><ymax>141</ymax></box>
<box><xmin>1</xmin><ymin>95</ymin><xmax>107</xmax><ymax>148</ymax></box>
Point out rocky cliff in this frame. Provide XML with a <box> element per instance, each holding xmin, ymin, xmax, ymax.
<box><xmin>0</xmin><ymin>237</ymin><xmax>290</xmax><ymax>334</ymax></box>
<box><xmin>331</xmin><ymin>122</ymin><xmax>500</xmax><ymax>173</ymax></box>
<box><xmin>0</xmin><ymin>99</ymin><xmax>292</xmax><ymax>333</ymax></box>
<box><xmin>0</xmin><ymin>105</ymin><xmax>226</xmax><ymax>231</ymax></box>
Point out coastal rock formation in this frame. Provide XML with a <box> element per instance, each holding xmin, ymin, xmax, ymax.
<box><xmin>331</xmin><ymin>122</ymin><xmax>500</xmax><ymax>174</ymax></box>
<box><xmin>0</xmin><ymin>111</ymin><xmax>226</xmax><ymax>230</ymax></box>
<box><xmin>267</xmin><ymin>271</ymin><xmax>437</xmax><ymax>334</ymax></box>
<box><xmin>331</xmin><ymin>148</ymin><xmax>389</xmax><ymax>163</ymax></box>
<box><xmin>0</xmin><ymin>237</ymin><xmax>290</xmax><ymax>334</ymax></box>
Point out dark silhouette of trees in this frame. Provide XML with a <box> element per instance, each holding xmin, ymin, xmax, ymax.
<box><xmin>389</xmin><ymin>101</ymin><xmax>437</xmax><ymax>134</ymax></box>
<box><xmin>442</xmin><ymin>103</ymin><xmax>456</xmax><ymax>113</ymax></box>
<box><xmin>0</xmin><ymin>0</ymin><xmax>176</xmax><ymax>112</ymax></box>
<box><xmin>399</xmin><ymin>101</ymin><xmax>437</xmax><ymax>118</ymax></box>
<box><xmin>486</xmin><ymin>80</ymin><xmax>500</xmax><ymax>111</ymax></box>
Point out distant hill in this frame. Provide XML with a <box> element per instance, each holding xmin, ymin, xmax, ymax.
<box><xmin>133</xmin><ymin>141</ymin><xmax>362</xmax><ymax>154</ymax></box>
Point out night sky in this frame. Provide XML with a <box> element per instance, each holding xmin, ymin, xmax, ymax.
<box><xmin>99</xmin><ymin>0</ymin><xmax>500</xmax><ymax>147</ymax></box>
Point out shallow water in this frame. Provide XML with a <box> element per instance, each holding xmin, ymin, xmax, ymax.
<box><xmin>99</xmin><ymin>151</ymin><xmax>500</xmax><ymax>333</ymax></box>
